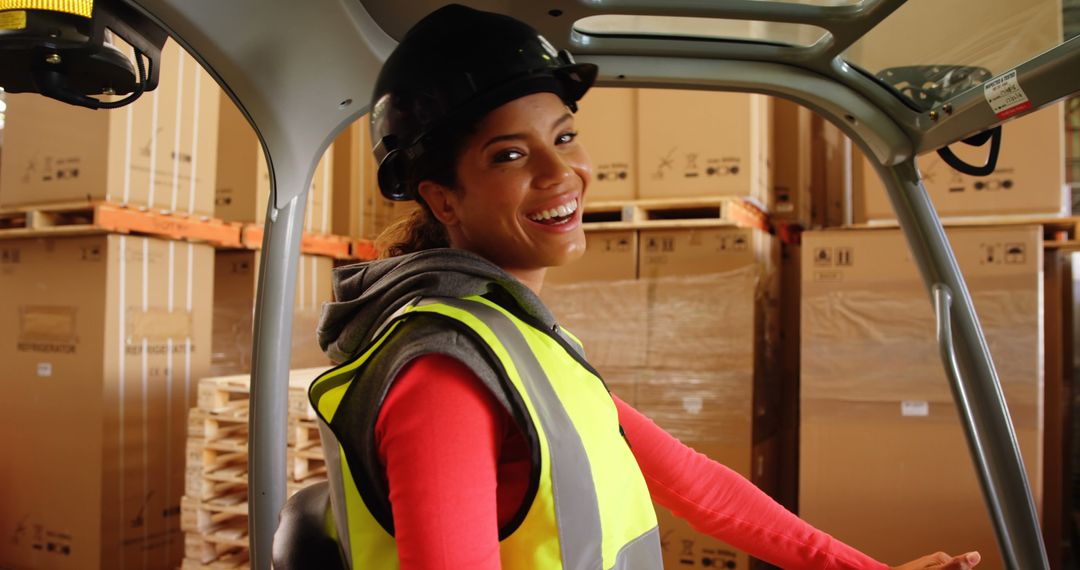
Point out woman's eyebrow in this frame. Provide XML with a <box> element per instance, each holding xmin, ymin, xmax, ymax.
<box><xmin>481</xmin><ymin>113</ymin><xmax>576</xmax><ymax>150</ymax></box>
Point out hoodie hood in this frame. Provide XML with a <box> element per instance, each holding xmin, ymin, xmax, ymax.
<box><xmin>318</xmin><ymin>248</ymin><xmax>557</xmax><ymax>362</ymax></box>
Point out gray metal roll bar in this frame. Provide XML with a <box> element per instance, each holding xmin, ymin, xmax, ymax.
<box><xmin>117</xmin><ymin>1</ymin><xmax>1078</xmax><ymax>568</ymax></box>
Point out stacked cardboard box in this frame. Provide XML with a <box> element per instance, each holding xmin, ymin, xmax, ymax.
<box><xmin>330</xmin><ymin>118</ymin><xmax>417</xmax><ymax>241</ymax></box>
<box><xmin>799</xmin><ymin>227</ymin><xmax>1044</xmax><ymax>569</ymax></box>
<box><xmin>853</xmin><ymin>105</ymin><xmax>1068</xmax><ymax>222</ymax></box>
<box><xmin>542</xmin><ymin>226</ymin><xmax>779</xmax><ymax>570</ymax></box>
<box><xmin>0</xmin><ymin>235</ymin><xmax>214</xmax><ymax>570</ymax></box>
<box><xmin>181</xmin><ymin>369</ymin><xmax>326</xmax><ymax>570</ymax></box>
<box><xmin>0</xmin><ymin>39</ymin><xmax>226</xmax><ymax>570</ymax></box>
<box><xmin>575</xmin><ymin>88</ymin><xmax>638</xmax><ymax>202</ymax></box>
<box><xmin>771</xmin><ymin>98</ymin><xmax>812</xmax><ymax>224</ymax></box>
<box><xmin>211</xmin><ymin>251</ymin><xmax>334</xmax><ymax>377</ymax></box>
<box><xmin>215</xmin><ymin>93</ymin><xmax>335</xmax><ymax>234</ymax></box>
<box><xmin>0</xmin><ymin>41</ymin><xmax>220</xmax><ymax>215</ymax></box>
<box><xmin>845</xmin><ymin>0</ymin><xmax>1065</xmax><ymax>223</ymax></box>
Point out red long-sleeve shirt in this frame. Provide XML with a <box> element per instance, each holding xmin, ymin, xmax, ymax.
<box><xmin>375</xmin><ymin>353</ymin><xmax>888</xmax><ymax>570</ymax></box>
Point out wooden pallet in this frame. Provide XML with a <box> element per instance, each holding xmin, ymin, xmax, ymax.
<box><xmin>288</xmin><ymin>418</ymin><xmax>322</xmax><ymax>451</ymax></box>
<box><xmin>181</xmin><ymin>493</ymin><xmax>249</xmax><ymax>535</ymax></box>
<box><xmin>0</xmin><ymin>201</ymin><xmax>244</xmax><ymax>247</ymax></box>
<box><xmin>240</xmin><ymin>226</ymin><xmax>353</xmax><ymax>259</ymax></box>
<box><xmin>188</xmin><ymin>409</ymin><xmax>248</xmax><ymax>443</ymax></box>
<box><xmin>290</xmin><ymin>447</ymin><xmax>328</xmax><ymax>482</ymax></box>
<box><xmin>352</xmin><ymin>238</ymin><xmax>378</xmax><ymax>261</ymax></box>
<box><xmin>182</xmin><ymin>522</ymin><xmax>250</xmax><ymax>568</ymax></box>
<box><xmin>851</xmin><ymin>215</ymin><xmax>1080</xmax><ymax>248</ymax></box>
<box><xmin>195</xmin><ymin>373</ymin><xmax>316</xmax><ymax>420</ymax></box>
<box><xmin>580</xmin><ymin>197</ymin><xmax>769</xmax><ymax>232</ymax></box>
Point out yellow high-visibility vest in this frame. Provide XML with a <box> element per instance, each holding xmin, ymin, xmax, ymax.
<box><xmin>309</xmin><ymin>295</ymin><xmax>661</xmax><ymax>569</ymax></box>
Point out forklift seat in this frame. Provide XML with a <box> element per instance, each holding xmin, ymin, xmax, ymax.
<box><xmin>272</xmin><ymin>481</ymin><xmax>347</xmax><ymax>570</ymax></box>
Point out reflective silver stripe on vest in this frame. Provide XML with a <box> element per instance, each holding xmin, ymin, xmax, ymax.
<box><xmin>425</xmin><ymin>297</ymin><xmax>604</xmax><ymax>570</ymax></box>
<box><xmin>317</xmin><ymin>422</ymin><xmax>354</xmax><ymax>568</ymax></box>
<box><xmin>613</xmin><ymin>527</ymin><xmax>662</xmax><ymax>570</ymax></box>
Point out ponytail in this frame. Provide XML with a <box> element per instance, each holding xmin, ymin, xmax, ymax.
<box><xmin>374</xmin><ymin>200</ymin><xmax>450</xmax><ymax>258</ymax></box>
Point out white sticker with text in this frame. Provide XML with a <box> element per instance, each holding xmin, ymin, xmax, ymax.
<box><xmin>983</xmin><ymin>70</ymin><xmax>1031</xmax><ymax>119</ymax></box>
<box><xmin>901</xmin><ymin>400</ymin><xmax>930</xmax><ymax>417</ymax></box>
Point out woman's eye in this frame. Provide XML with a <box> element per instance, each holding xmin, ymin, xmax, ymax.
<box><xmin>493</xmin><ymin>149</ymin><xmax>524</xmax><ymax>163</ymax></box>
<box><xmin>556</xmin><ymin>131</ymin><xmax>578</xmax><ymax>145</ymax></box>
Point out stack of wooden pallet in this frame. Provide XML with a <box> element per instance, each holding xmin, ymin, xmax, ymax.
<box><xmin>181</xmin><ymin>368</ymin><xmax>328</xmax><ymax>570</ymax></box>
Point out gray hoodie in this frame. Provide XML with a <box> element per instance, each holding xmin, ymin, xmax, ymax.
<box><xmin>317</xmin><ymin>248</ymin><xmax>557</xmax><ymax>363</ymax></box>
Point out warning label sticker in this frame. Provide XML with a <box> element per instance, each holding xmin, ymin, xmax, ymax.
<box><xmin>983</xmin><ymin>70</ymin><xmax>1031</xmax><ymax>120</ymax></box>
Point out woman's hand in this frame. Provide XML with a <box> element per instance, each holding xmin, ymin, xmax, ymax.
<box><xmin>891</xmin><ymin>551</ymin><xmax>981</xmax><ymax>570</ymax></box>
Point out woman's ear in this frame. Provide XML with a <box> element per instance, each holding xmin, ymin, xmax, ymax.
<box><xmin>417</xmin><ymin>180</ymin><xmax>460</xmax><ymax>227</ymax></box>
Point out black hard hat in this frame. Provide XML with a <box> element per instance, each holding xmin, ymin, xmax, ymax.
<box><xmin>370</xmin><ymin>4</ymin><xmax>598</xmax><ymax>201</ymax></box>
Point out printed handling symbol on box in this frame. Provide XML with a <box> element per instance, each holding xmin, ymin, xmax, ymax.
<box><xmin>680</xmin><ymin>538</ymin><xmax>695</xmax><ymax>564</ymax></box>
<box><xmin>1004</xmin><ymin>243</ymin><xmax>1026</xmax><ymax>264</ymax></box>
<box><xmin>813</xmin><ymin>247</ymin><xmax>832</xmax><ymax>266</ymax></box>
<box><xmin>980</xmin><ymin>243</ymin><xmax>1001</xmax><ymax>265</ymax></box>
<box><xmin>836</xmin><ymin>247</ymin><xmax>853</xmax><ymax>266</ymax></box>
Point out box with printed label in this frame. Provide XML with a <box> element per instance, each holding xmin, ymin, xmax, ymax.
<box><xmin>637</xmin><ymin>89</ymin><xmax>770</xmax><ymax>202</ymax></box>
<box><xmin>545</xmin><ymin>229</ymin><xmax>638</xmax><ymax>284</ymax></box>
<box><xmin>799</xmin><ymin>226</ymin><xmax>1043</xmax><ymax>569</ymax></box>
<box><xmin>853</xmin><ymin>104</ymin><xmax>1067</xmax><ymax>221</ymax></box>
<box><xmin>215</xmin><ymin>93</ymin><xmax>335</xmax><ymax>234</ymax></box>
<box><xmin>211</xmin><ymin>251</ymin><xmax>334</xmax><ymax>376</ymax></box>
<box><xmin>638</xmin><ymin>227</ymin><xmax>775</xmax><ymax>279</ymax></box>
<box><xmin>844</xmin><ymin>0</ymin><xmax>1065</xmax><ymax>222</ymax></box>
<box><xmin>0</xmin><ymin>41</ymin><xmax>220</xmax><ymax>216</ymax></box>
<box><xmin>0</xmin><ymin>235</ymin><xmax>213</xmax><ymax>570</ymax></box>
<box><xmin>576</xmin><ymin>88</ymin><xmax>637</xmax><ymax>202</ymax></box>
<box><xmin>771</xmin><ymin>99</ymin><xmax>812</xmax><ymax>223</ymax></box>
<box><xmin>654</xmin><ymin>437</ymin><xmax>777</xmax><ymax>570</ymax></box>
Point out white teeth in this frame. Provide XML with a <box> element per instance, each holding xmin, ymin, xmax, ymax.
<box><xmin>528</xmin><ymin>198</ymin><xmax>579</xmax><ymax>222</ymax></box>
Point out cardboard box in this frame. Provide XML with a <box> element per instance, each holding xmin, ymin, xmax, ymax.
<box><xmin>854</xmin><ymin>104</ymin><xmax>1068</xmax><ymax>222</ymax></box>
<box><xmin>0</xmin><ymin>235</ymin><xmax>213</xmax><ymax>570</ymax></box>
<box><xmin>638</xmin><ymin>227</ymin><xmax>774</xmax><ymax>279</ymax></box>
<box><xmin>330</xmin><ymin>118</ymin><xmax>420</xmax><ymax>242</ymax></box>
<box><xmin>215</xmin><ymin>93</ymin><xmax>334</xmax><ymax>234</ymax></box>
<box><xmin>331</xmin><ymin>120</ymin><xmax>369</xmax><ymax>240</ymax></box>
<box><xmin>0</xmin><ymin>41</ymin><xmax>220</xmax><ymax>216</ymax></box>
<box><xmin>844</xmin><ymin>0</ymin><xmax>1061</xmax><ymax>88</ymax></box>
<box><xmin>654</xmin><ymin>437</ymin><xmax>777</xmax><ymax>570</ymax></box>
<box><xmin>642</xmin><ymin>268</ymin><xmax>761</xmax><ymax>372</ymax></box>
<box><xmin>845</xmin><ymin>0</ymin><xmax>1065</xmax><ymax>222</ymax></box>
<box><xmin>799</xmin><ymin>226</ymin><xmax>1043</xmax><ymax>569</ymax></box>
<box><xmin>545</xmin><ymin>230</ymin><xmax>638</xmax><ymax>284</ymax></box>
<box><xmin>576</xmin><ymin>88</ymin><xmax>637</xmax><ymax>202</ymax></box>
<box><xmin>211</xmin><ymin>251</ymin><xmax>333</xmax><ymax>376</ymax></box>
<box><xmin>594</xmin><ymin>367</ymin><xmax>639</xmax><ymax>408</ymax></box>
<box><xmin>809</xmin><ymin>115</ymin><xmax>852</xmax><ymax>227</ymax></box>
<box><xmin>1041</xmin><ymin>248</ymin><xmax>1072</xmax><ymax>570</ymax></box>
<box><xmin>771</xmin><ymin>98</ymin><xmax>812</xmax><ymax>223</ymax></box>
<box><xmin>637</xmin><ymin>89</ymin><xmax>770</xmax><ymax>202</ymax></box>
<box><xmin>542</xmin><ymin>275</ymin><xmax>648</xmax><ymax>369</ymax></box>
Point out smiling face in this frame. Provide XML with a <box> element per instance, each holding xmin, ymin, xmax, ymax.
<box><xmin>418</xmin><ymin>92</ymin><xmax>591</xmax><ymax>290</ymax></box>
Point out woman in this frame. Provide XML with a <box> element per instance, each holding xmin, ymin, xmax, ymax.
<box><xmin>313</xmin><ymin>5</ymin><xmax>983</xmax><ymax>569</ymax></box>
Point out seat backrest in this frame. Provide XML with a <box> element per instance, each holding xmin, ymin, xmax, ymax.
<box><xmin>272</xmin><ymin>481</ymin><xmax>348</xmax><ymax>570</ymax></box>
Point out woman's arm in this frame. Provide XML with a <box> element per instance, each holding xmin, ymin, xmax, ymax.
<box><xmin>613</xmin><ymin>394</ymin><xmax>888</xmax><ymax>570</ymax></box>
<box><xmin>376</xmin><ymin>353</ymin><xmax>505</xmax><ymax>570</ymax></box>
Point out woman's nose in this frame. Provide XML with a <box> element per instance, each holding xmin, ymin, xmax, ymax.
<box><xmin>533</xmin><ymin>145</ymin><xmax>575</xmax><ymax>189</ymax></box>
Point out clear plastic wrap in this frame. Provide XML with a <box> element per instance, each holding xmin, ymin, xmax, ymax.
<box><xmin>210</xmin><ymin>252</ymin><xmax>333</xmax><ymax>376</ymax></box>
<box><xmin>801</xmin><ymin>281</ymin><xmax>1042</xmax><ymax>424</ymax></box>
<box><xmin>544</xmin><ymin>264</ymin><xmax>774</xmax><ymax>444</ymax></box>
<box><xmin>542</xmin><ymin>278</ymin><xmax>649</xmax><ymax>368</ymax></box>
